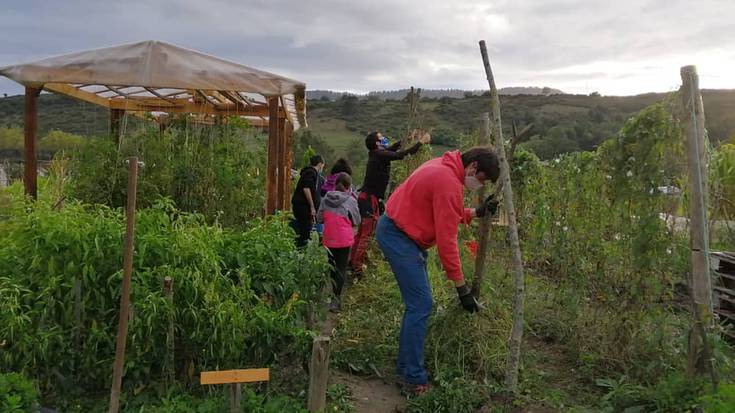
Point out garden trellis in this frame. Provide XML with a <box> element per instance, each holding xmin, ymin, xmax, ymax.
<box><xmin>0</xmin><ymin>40</ymin><xmax>306</xmax><ymax>213</ymax></box>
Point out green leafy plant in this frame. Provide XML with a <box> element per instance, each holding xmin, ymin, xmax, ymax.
<box><xmin>0</xmin><ymin>372</ymin><xmax>39</xmax><ymax>413</ymax></box>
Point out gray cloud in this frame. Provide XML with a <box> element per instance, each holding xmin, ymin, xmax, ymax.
<box><xmin>1</xmin><ymin>0</ymin><xmax>733</xmax><ymax>96</ymax></box>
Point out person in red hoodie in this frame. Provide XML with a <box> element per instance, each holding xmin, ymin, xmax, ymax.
<box><xmin>376</xmin><ymin>147</ymin><xmax>500</xmax><ymax>395</ymax></box>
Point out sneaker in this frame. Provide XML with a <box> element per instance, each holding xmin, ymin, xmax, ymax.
<box><xmin>402</xmin><ymin>383</ymin><xmax>432</xmax><ymax>398</ymax></box>
<box><xmin>329</xmin><ymin>297</ymin><xmax>341</xmax><ymax>313</ymax></box>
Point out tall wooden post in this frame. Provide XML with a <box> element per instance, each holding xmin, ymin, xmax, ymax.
<box><xmin>471</xmin><ymin>112</ymin><xmax>492</xmax><ymax>298</ymax></box>
<box><xmin>276</xmin><ymin>118</ymin><xmax>287</xmax><ymax>211</ymax></box>
<box><xmin>681</xmin><ymin>65</ymin><xmax>715</xmax><ymax>381</ymax></box>
<box><xmin>24</xmin><ymin>86</ymin><xmax>40</xmax><ymax>199</ymax></box>
<box><xmin>110</xmin><ymin>109</ymin><xmax>125</xmax><ymax>144</ymax></box>
<box><xmin>479</xmin><ymin>40</ymin><xmax>526</xmax><ymax>392</ymax></box>
<box><xmin>266</xmin><ymin>97</ymin><xmax>279</xmax><ymax>215</ymax></box>
<box><xmin>282</xmin><ymin>121</ymin><xmax>294</xmax><ymax>211</ymax></box>
<box><xmin>108</xmin><ymin>157</ymin><xmax>139</xmax><ymax>413</ymax></box>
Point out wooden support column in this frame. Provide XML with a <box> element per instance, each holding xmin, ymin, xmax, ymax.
<box><xmin>283</xmin><ymin>121</ymin><xmax>294</xmax><ymax>211</ymax></box>
<box><xmin>266</xmin><ymin>97</ymin><xmax>279</xmax><ymax>215</ymax></box>
<box><xmin>110</xmin><ymin>108</ymin><xmax>125</xmax><ymax>144</ymax></box>
<box><xmin>24</xmin><ymin>86</ymin><xmax>40</xmax><ymax>199</ymax></box>
<box><xmin>276</xmin><ymin>118</ymin><xmax>288</xmax><ymax>211</ymax></box>
<box><xmin>681</xmin><ymin>65</ymin><xmax>716</xmax><ymax>384</ymax></box>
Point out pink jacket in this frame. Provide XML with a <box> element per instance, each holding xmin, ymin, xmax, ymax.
<box><xmin>316</xmin><ymin>190</ymin><xmax>361</xmax><ymax>248</ymax></box>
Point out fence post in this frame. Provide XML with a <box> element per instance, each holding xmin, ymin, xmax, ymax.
<box><xmin>108</xmin><ymin>157</ymin><xmax>139</xmax><ymax>413</ymax></box>
<box><xmin>471</xmin><ymin>112</ymin><xmax>492</xmax><ymax>298</ymax></box>
<box><xmin>680</xmin><ymin>65</ymin><xmax>716</xmax><ymax>385</ymax></box>
<box><xmin>307</xmin><ymin>336</ymin><xmax>331</xmax><ymax>412</ymax></box>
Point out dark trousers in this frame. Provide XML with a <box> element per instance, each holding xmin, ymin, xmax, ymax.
<box><xmin>328</xmin><ymin>247</ymin><xmax>350</xmax><ymax>297</ymax></box>
<box><xmin>290</xmin><ymin>214</ymin><xmax>312</xmax><ymax>248</ymax></box>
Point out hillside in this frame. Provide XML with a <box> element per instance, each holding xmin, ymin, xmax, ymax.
<box><xmin>307</xmin><ymin>89</ymin><xmax>735</xmax><ymax>161</ymax></box>
<box><xmin>307</xmin><ymin>86</ymin><xmax>564</xmax><ymax>101</ymax></box>
<box><xmin>1</xmin><ymin>89</ymin><xmax>733</xmax><ymax>163</ymax></box>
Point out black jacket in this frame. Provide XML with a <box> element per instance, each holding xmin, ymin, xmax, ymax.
<box><xmin>292</xmin><ymin>166</ymin><xmax>321</xmax><ymax>218</ymax></box>
<box><xmin>361</xmin><ymin>141</ymin><xmax>423</xmax><ymax>199</ymax></box>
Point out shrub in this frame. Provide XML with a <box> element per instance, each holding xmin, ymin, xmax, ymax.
<box><xmin>0</xmin><ymin>372</ymin><xmax>39</xmax><ymax>413</ymax></box>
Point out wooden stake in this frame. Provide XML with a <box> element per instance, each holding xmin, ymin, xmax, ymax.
<box><xmin>471</xmin><ymin>112</ymin><xmax>492</xmax><ymax>299</ymax></box>
<box><xmin>276</xmin><ymin>117</ymin><xmax>287</xmax><ymax>211</ymax></box>
<box><xmin>479</xmin><ymin>40</ymin><xmax>526</xmax><ymax>392</ymax></box>
<box><xmin>307</xmin><ymin>336</ymin><xmax>331</xmax><ymax>412</ymax></box>
<box><xmin>163</xmin><ymin>276</ymin><xmax>175</xmax><ymax>385</ymax></box>
<box><xmin>228</xmin><ymin>383</ymin><xmax>241</xmax><ymax>413</ymax></box>
<box><xmin>680</xmin><ymin>65</ymin><xmax>715</xmax><ymax>382</ymax></box>
<box><xmin>266</xmin><ymin>97</ymin><xmax>279</xmax><ymax>215</ymax></box>
<box><xmin>108</xmin><ymin>157</ymin><xmax>139</xmax><ymax>413</ymax></box>
<box><xmin>23</xmin><ymin>86</ymin><xmax>40</xmax><ymax>200</ymax></box>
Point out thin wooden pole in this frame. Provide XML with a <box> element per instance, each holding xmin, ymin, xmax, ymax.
<box><xmin>266</xmin><ymin>97</ymin><xmax>279</xmax><ymax>215</ymax></box>
<box><xmin>471</xmin><ymin>112</ymin><xmax>492</xmax><ymax>299</ymax></box>
<box><xmin>681</xmin><ymin>65</ymin><xmax>715</xmax><ymax>383</ymax></box>
<box><xmin>479</xmin><ymin>40</ymin><xmax>526</xmax><ymax>392</ymax></box>
<box><xmin>108</xmin><ymin>157</ymin><xmax>139</xmax><ymax>413</ymax></box>
<box><xmin>24</xmin><ymin>86</ymin><xmax>40</xmax><ymax>199</ymax></box>
<box><xmin>163</xmin><ymin>276</ymin><xmax>175</xmax><ymax>385</ymax></box>
<box><xmin>307</xmin><ymin>336</ymin><xmax>331</xmax><ymax>412</ymax></box>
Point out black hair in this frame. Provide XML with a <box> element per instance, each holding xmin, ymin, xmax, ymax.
<box><xmin>365</xmin><ymin>131</ymin><xmax>380</xmax><ymax>150</ymax></box>
<box><xmin>330</xmin><ymin>158</ymin><xmax>353</xmax><ymax>176</ymax></box>
<box><xmin>335</xmin><ymin>173</ymin><xmax>352</xmax><ymax>191</ymax></box>
<box><xmin>461</xmin><ymin>147</ymin><xmax>500</xmax><ymax>183</ymax></box>
<box><xmin>309</xmin><ymin>154</ymin><xmax>324</xmax><ymax>166</ymax></box>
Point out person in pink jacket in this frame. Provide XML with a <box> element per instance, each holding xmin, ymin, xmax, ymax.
<box><xmin>317</xmin><ymin>173</ymin><xmax>361</xmax><ymax>312</ymax></box>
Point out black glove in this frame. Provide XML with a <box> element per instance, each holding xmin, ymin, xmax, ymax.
<box><xmin>456</xmin><ymin>284</ymin><xmax>480</xmax><ymax>313</ymax></box>
<box><xmin>474</xmin><ymin>194</ymin><xmax>499</xmax><ymax>218</ymax></box>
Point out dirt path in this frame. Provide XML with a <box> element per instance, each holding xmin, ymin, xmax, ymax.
<box><xmin>320</xmin><ymin>307</ymin><xmax>407</xmax><ymax>412</ymax></box>
<box><xmin>330</xmin><ymin>369</ymin><xmax>406</xmax><ymax>413</ymax></box>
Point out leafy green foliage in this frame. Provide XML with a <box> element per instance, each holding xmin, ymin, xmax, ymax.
<box><xmin>0</xmin><ymin>372</ymin><xmax>39</xmax><ymax>413</ymax></box>
<box><xmin>70</xmin><ymin>122</ymin><xmax>266</xmax><ymax>226</ymax></box>
<box><xmin>0</xmin><ymin>192</ymin><xmax>329</xmax><ymax>405</ymax></box>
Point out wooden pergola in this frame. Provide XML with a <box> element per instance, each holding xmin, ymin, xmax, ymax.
<box><xmin>0</xmin><ymin>40</ymin><xmax>304</xmax><ymax>214</ymax></box>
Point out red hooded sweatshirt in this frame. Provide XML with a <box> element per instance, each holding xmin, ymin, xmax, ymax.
<box><xmin>385</xmin><ymin>151</ymin><xmax>474</xmax><ymax>281</ymax></box>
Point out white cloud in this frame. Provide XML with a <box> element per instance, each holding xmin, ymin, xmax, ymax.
<box><xmin>0</xmin><ymin>0</ymin><xmax>733</xmax><ymax>96</ymax></box>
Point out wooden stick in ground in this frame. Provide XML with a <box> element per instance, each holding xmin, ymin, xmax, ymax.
<box><xmin>108</xmin><ymin>157</ymin><xmax>139</xmax><ymax>413</ymax></box>
<box><xmin>471</xmin><ymin>112</ymin><xmax>492</xmax><ymax>299</ymax></box>
<box><xmin>163</xmin><ymin>276</ymin><xmax>175</xmax><ymax>386</ymax></box>
<box><xmin>680</xmin><ymin>65</ymin><xmax>715</xmax><ymax>385</ymax></box>
<box><xmin>307</xmin><ymin>336</ymin><xmax>331</xmax><ymax>412</ymax></box>
<box><xmin>479</xmin><ymin>40</ymin><xmax>526</xmax><ymax>392</ymax></box>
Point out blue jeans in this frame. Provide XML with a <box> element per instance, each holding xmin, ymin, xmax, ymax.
<box><xmin>376</xmin><ymin>215</ymin><xmax>431</xmax><ymax>385</ymax></box>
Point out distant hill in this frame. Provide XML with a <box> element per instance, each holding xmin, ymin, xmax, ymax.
<box><xmin>306</xmin><ymin>89</ymin><xmax>735</xmax><ymax>160</ymax></box>
<box><xmin>307</xmin><ymin>86</ymin><xmax>565</xmax><ymax>101</ymax></box>
<box><xmin>1</xmin><ymin>89</ymin><xmax>733</xmax><ymax>162</ymax></box>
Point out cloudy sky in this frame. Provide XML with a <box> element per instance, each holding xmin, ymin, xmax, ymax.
<box><xmin>1</xmin><ymin>0</ymin><xmax>734</xmax><ymax>96</ymax></box>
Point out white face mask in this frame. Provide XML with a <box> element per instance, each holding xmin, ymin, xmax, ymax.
<box><xmin>464</xmin><ymin>175</ymin><xmax>483</xmax><ymax>191</ymax></box>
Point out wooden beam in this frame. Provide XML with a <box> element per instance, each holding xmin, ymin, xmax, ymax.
<box><xmin>45</xmin><ymin>83</ymin><xmax>111</xmax><ymax>108</ymax></box>
<box><xmin>24</xmin><ymin>86</ymin><xmax>40</xmax><ymax>199</ymax></box>
<box><xmin>200</xmin><ymin>369</ymin><xmax>270</xmax><ymax>385</ymax></box>
<box><xmin>266</xmin><ymin>96</ymin><xmax>280</xmax><ymax>215</ymax></box>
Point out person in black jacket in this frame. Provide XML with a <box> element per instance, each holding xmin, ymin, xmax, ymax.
<box><xmin>291</xmin><ymin>154</ymin><xmax>325</xmax><ymax>247</ymax></box>
<box><xmin>350</xmin><ymin>130</ymin><xmax>431</xmax><ymax>276</ymax></box>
